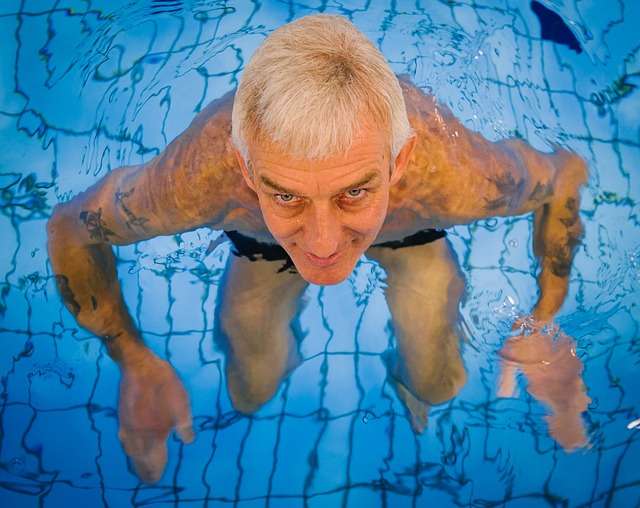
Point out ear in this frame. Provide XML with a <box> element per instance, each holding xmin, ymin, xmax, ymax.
<box><xmin>232</xmin><ymin>145</ymin><xmax>257</xmax><ymax>192</ymax></box>
<box><xmin>390</xmin><ymin>134</ymin><xmax>416</xmax><ymax>186</ymax></box>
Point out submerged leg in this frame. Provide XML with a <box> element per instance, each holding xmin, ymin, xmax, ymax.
<box><xmin>366</xmin><ymin>237</ymin><xmax>466</xmax><ymax>432</ymax></box>
<box><xmin>217</xmin><ymin>252</ymin><xmax>308</xmax><ymax>413</ymax></box>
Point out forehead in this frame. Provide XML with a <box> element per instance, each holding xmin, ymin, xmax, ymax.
<box><xmin>248</xmin><ymin>117</ymin><xmax>391</xmax><ymax>177</ymax></box>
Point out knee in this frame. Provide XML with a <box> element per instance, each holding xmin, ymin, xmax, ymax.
<box><xmin>553</xmin><ymin>150</ymin><xmax>588</xmax><ymax>189</ymax></box>
<box><xmin>411</xmin><ymin>353</ymin><xmax>467</xmax><ymax>405</ymax></box>
<box><xmin>226</xmin><ymin>363</ymin><xmax>282</xmax><ymax>414</ymax></box>
<box><xmin>219</xmin><ymin>303</ymin><xmax>259</xmax><ymax>339</ymax></box>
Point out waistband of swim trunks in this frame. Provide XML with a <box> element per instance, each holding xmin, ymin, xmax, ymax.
<box><xmin>373</xmin><ymin>229</ymin><xmax>446</xmax><ymax>249</ymax></box>
<box><xmin>225</xmin><ymin>229</ymin><xmax>447</xmax><ymax>261</ymax></box>
<box><xmin>225</xmin><ymin>230</ymin><xmax>289</xmax><ymax>261</ymax></box>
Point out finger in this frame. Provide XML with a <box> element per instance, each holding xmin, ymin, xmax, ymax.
<box><xmin>394</xmin><ymin>379</ymin><xmax>430</xmax><ymax>434</ymax></box>
<box><xmin>497</xmin><ymin>360</ymin><xmax>518</xmax><ymax>398</ymax></box>
<box><xmin>176</xmin><ymin>422</ymin><xmax>195</xmax><ymax>444</ymax></box>
<box><xmin>168</xmin><ymin>380</ymin><xmax>195</xmax><ymax>444</ymax></box>
<box><xmin>545</xmin><ymin>412</ymin><xmax>589</xmax><ymax>451</ymax></box>
<box><xmin>131</xmin><ymin>439</ymin><xmax>168</xmax><ymax>484</ymax></box>
<box><xmin>119</xmin><ymin>428</ymin><xmax>147</xmax><ymax>457</ymax></box>
<box><xmin>119</xmin><ymin>427</ymin><xmax>168</xmax><ymax>457</ymax></box>
<box><xmin>174</xmin><ymin>406</ymin><xmax>195</xmax><ymax>444</ymax></box>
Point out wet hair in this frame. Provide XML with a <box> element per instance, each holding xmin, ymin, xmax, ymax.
<box><xmin>231</xmin><ymin>14</ymin><xmax>413</xmax><ymax>162</ymax></box>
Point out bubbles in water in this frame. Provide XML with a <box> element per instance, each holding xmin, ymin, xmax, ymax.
<box><xmin>483</xmin><ymin>218</ymin><xmax>499</xmax><ymax>231</ymax></box>
<box><xmin>494</xmin><ymin>294</ymin><xmax>520</xmax><ymax>320</ymax></box>
<box><xmin>628</xmin><ymin>247</ymin><xmax>640</xmax><ymax>283</ymax></box>
<box><xmin>362</xmin><ymin>411</ymin><xmax>373</xmax><ymax>424</ymax></box>
<box><xmin>508</xmin><ymin>239</ymin><xmax>519</xmax><ymax>248</ymax></box>
<box><xmin>29</xmin><ymin>360</ymin><xmax>76</xmax><ymax>388</ymax></box>
<box><xmin>513</xmin><ymin>314</ymin><xmax>537</xmax><ymax>335</ymax></box>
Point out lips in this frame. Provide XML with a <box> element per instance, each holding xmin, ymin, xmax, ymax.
<box><xmin>303</xmin><ymin>250</ymin><xmax>342</xmax><ymax>267</ymax></box>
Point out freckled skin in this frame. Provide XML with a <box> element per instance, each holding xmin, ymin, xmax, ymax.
<box><xmin>46</xmin><ymin>74</ymin><xmax>589</xmax><ymax>477</ymax></box>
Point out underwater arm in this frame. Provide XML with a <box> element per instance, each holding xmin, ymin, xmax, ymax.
<box><xmin>473</xmin><ymin>138</ymin><xmax>587</xmax><ymax>322</ymax></box>
<box><xmin>46</xmin><ymin>95</ymin><xmax>237</xmax><ymax>482</ymax></box>
<box><xmin>462</xmin><ymin>131</ymin><xmax>588</xmax><ymax>322</ymax></box>
<box><xmin>495</xmin><ymin>150</ymin><xmax>590</xmax><ymax>451</ymax></box>
<box><xmin>46</xmin><ymin>161</ymin><xmax>205</xmax><ymax>482</ymax></box>
<box><xmin>406</xmin><ymin>79</ymin><xmax>591</xmax><ymax>445</ymax></box>
<box><xmin>529</xmin><ymin>150</ymin><xmax>588</xmax><ymax>322</ymax></box>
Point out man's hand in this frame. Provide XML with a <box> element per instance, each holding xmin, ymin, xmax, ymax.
<box><xmin>498</xmin><ymin>321</ymin><xmax>590</xmax><ymax>451</ymax></box>
<box><xmin>117</xmin><ymin>347</ymin><xmax>194</xmax><ymax>484</ymax></box>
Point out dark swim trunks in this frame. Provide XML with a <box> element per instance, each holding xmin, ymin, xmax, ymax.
<box><xmin>225</xmin><ymin>229</ymin><xmax>447</xmax><ymax>274</ymax></box>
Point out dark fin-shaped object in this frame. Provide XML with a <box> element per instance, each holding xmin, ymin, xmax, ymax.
<box><xmin>531</xmin><ymin>1</ymin><xmax>583</xmax><ymax>54</ymax></box>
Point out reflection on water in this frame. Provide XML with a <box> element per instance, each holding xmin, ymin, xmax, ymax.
<box><xmin>1</xmin><ymin>0</ymin><xmax>639</xmax><ymax>506</ymax></box>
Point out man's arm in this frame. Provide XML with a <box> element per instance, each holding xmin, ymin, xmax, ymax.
<box><xmin>47</xmin><ymin>92</ymin><xmax>245</xmax><ymax>482</ymax></box>
<box><xmin>528</xmin><ymin>149</ymin><xmax>587</xmax><ymax>322</ymax></box>
<box><xmin>398</xmin><ymin>77</ymin><xmax>588</xmax><ymax>322</ymax></box>
<box><xmin>47</xmin><ymin>91</ymin><xmax>239</xmax><ymax>364</ymax></box>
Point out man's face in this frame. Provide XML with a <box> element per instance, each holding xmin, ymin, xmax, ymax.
<box><xmin>235</xmin><ymin>119</ymin><xmax>414</xmax><ymax>285</ymax></box>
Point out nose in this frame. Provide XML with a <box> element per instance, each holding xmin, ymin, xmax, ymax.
<box><xmin>303</xmin><ymin>201</ymin><xmax>341</xmax><ymax>257</ymax></box>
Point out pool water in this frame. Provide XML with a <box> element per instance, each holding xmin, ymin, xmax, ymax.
<box><xmin>1</xmin><ymin>0</ymin><xmax>639</xmax><ymax>506</ymax></box>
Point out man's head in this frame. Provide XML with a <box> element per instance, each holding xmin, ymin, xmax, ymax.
<box><xmin>231</xmin><ymin>14</ymin><xmax>415</xmax><ymax>285</ymax></box>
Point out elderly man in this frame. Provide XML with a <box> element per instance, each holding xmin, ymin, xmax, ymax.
<box><xmin>47</xmin><ymin>14</ymin><xmax>587</xmax><ymax>481</ymax></box>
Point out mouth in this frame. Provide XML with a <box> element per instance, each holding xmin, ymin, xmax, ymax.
<box><xmin>303</xmin><ymin>250</ymin><xmax>342</xmax><ymax>268</ymax></box>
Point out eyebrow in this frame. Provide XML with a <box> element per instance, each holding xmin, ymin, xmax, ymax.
<box><xmin>259</xmin><ymin>171</ymin><xmax>381</xmax><ymax>196</ymax></box>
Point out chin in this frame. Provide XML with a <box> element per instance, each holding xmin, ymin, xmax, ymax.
<box><xmin>295</xmin><ymin>262</ymin><xmax>354</xmax><ymax>286</ymax></box>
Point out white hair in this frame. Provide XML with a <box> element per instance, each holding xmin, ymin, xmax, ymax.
<box><xmin>231</xmin><ymin>14</ymin><xmax>413</xmax><ymax>162</ymax></box>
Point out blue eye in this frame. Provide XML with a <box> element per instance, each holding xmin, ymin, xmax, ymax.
<box><xmin>345</xmin><ymin>188</ymin><xmax>366</xmax><ymax>199</ymax></box>
<box><xmin>275</xmin><ymin>193</ymin><xmax>296</xmax><ymax>203</ymax></box>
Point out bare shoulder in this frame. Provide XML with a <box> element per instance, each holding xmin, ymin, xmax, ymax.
<box><xmin>54</xmin><ymin>89</ymin><xmax>265</xmax><ymax>246</ymax></box>
<box><xmin>144</xmin><ymin>88</ymin><xmax>264</xmax><ymax>229</ymax></box>
<box><xmin>396</xmin><ymin>74</ymin><xmax>439</xmax><ymax>121</ymax></box>
<box><xmin>388</xmin><ymin>75</ymin><xmax>476</xmax><ymax>229</ymax></box>
<box><xmin>166</xmin><ymin>89</ymin><xmax>237</xmax><ymax>170</ymax></box>
<box><xmin>388</xmin><ymin>74</ymin><xmax>561</xmax><ymax>230</ymax></box>
<box><xmin>187</xmin><ymin>89</ymin><xmax>235</xmax><ymax>137</ymax></box>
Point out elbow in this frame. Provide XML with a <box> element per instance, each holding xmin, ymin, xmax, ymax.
<box><xmin>46</xmin><ymin>201</ymin><xmax>81</xmax><ymax>251</ymax></box>
<box><xmin>552</xmin><ymin>149</ymin><xmax>589</xmax><ymax>188</ymax></box>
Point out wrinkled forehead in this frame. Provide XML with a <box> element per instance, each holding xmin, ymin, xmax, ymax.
<box><xmin>247</xmin><ymin>155</ymin><xmax>392</xmax><ymax>202</ymax></box>
<box><xmin>245</xmin><ymin>118</ymin><xmax>393</xmax><ymax>175</ymax></box>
